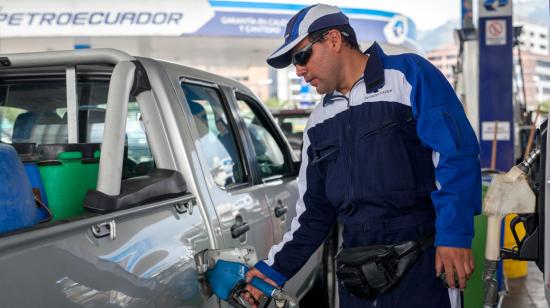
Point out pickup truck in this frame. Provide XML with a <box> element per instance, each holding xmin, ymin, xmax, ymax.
<box><xmin>0</xmin><ymin>49</ymin><xmax>335</xmax><ymax>307</ymax></box>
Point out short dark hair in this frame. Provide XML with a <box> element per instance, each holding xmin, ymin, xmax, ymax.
<box><xmin>309</xmin><ymin>24</ymin><xmax>361</xmax><ymax>52</ymax></box>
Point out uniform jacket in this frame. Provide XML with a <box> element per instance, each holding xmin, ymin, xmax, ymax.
<box><xmin>255</xmin><ymin>42</ymin><xmax>481</xmax><ymax>286</ymax></box>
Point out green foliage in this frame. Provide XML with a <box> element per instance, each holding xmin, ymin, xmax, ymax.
<box><xmin>538</xmin><ymin>101</ymin><xmax>550</xmax><ymax>114</ymax></box>
<box><xmin>264</xmin><ymin>97</ymin><xmax>292</xmax><ymax>109</ymax></box>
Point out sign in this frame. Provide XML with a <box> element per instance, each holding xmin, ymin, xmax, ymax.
<box><xmin>479</xmin><ymin>0</ymin><xmax>512</xmax><ymax>17</ymax></box>
<box><xmin>0</xmin><ymin>0</ymin><xmax>215</xmax><ymax>37</ymax></box>
<box><xmin>383</xmin><ymin>15</ymin><xmax>409</xmax><ymax>45</ymax></box>
<box><xmin>485</xmin><ymin>19</ymin><xmax>506</xmax><ymax>45</ymax></box>
<box><xmin>478</xmin><ymin>0</ymin><xmax>514</xmax><ymax>171</ymax></box>
<box><xmin>0</xmin><ymin>1</ymin><xmax>419</xmax><ymax>49</ymax></box>
<box><xmin>481</xmin><ymin>121</ymin><xmax>511</xmax><ymax>141</ymax></box>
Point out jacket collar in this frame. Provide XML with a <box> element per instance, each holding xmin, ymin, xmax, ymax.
<box><xmin>363</xmin><ymin>42</ymin><xmax>386</xmax><ymax>94</ymax></box>
<box><xmin>323</xmin><ymin>41</ymin><xmax>386</xmax><ymax>106</ymax></box>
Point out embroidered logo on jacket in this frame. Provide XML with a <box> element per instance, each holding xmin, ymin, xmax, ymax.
<box><xmin>363</xmin><ymin>89</ymin><xmax>393</xmax><ymax>101</ymax></box>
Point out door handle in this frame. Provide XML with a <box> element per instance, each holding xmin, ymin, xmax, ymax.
<box><xmin>231</xmin><ymin>219</ymin><xmax>250</xmax><ymax>239</ymax></box>
<box><xmin>274</xmin><ymin>201</ymin><xmax>287</xmax><ymax>218</ymax></box>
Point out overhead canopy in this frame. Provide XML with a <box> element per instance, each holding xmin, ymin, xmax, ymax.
<box><xmin>0</xmin><ymin>0</ymin><xmax>419</xmax><ymax>66</ymax></box>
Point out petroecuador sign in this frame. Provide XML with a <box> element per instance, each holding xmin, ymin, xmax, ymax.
<box><xmin>0</xmin><ymin>0</ymin><xmax>417</xmax><ymax>49</ymax></box>
<box><xmin>0</xmin><ymin>0</ymin><xmax>215</xmax><ymax>36</ymax></box>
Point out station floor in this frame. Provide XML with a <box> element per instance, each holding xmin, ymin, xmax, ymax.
<box><xmin>501</xmin><ymin>262</ymin><xmax>548</xmax><ymax>308</ymax></box>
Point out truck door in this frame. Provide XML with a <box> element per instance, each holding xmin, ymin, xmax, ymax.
<box><xmin>179</xmin><ymin>81</ymin><xmax>276</xmax><ymax>260</ymax></box>
<box><xmin>230</xmin><ymin>92</ymin><xmax>322</xmax><ymax>300</ymax></box>
<box><xmin>232</xmin><ymin>92</ymin><xmax>300</xmax><ymax>243</ymax></box>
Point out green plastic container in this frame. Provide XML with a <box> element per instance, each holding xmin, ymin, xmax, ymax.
<box><xmin>38</xmin><ymin>151</ymin><xmax>100</xmax><ymax>220</ymax></box>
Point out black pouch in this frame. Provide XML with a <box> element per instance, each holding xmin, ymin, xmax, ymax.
<box><xmin>336</xmin><ymin>235</ymin><xmax>433</xmax><ymax>299</ymax></box>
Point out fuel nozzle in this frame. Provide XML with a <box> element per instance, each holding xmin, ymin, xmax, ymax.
<box><xmin>483</xmin><ymin>260</ymin><xmax>499</xmax><ymax>308</ymax></box>
<box><xmin>204</xmin><ymin>259</ymin><xmax>298</xmax><ymax>308</ymax></box>
<box><xmin>482</xmin><ymin>146</ymin><xmax>540</xmax><ymax>308</ymax></box>
<box><xmin>518</xmin><ymin>147</ymin><xmax>541</xmax><ymax>174</ymax></box>
<box><xmin>272</xmin><ymin>289</ymin><xmax>298</xmax><ymax>307</ymax></box>
<box><xmin>248</xmin><ymin>277</ymin><xmax>298</xmax><ymax>307</ymax></box>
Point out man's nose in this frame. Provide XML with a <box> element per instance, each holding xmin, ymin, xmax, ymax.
<box><xmin>295</xmin><ymin>64</ymin><xmax>306</xmax><ymax>77</ymax></box>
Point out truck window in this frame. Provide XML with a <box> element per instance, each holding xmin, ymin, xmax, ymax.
<box><xmin>0</xmin><ymin>79</ymin><xmax>154</xmax><ymax>179</ymax></box>
<box><xmin>0</xmin><ymin>105</ymin><xmax>27</xmax><ymax>142</ymax></box>
<box><xmin>0</xmin><ymin>82</ymin><xmax>69</xmax><ymax>144</ymax></box>
<box><xmin>181</xmin><ymin>83</ymin><xmax>246</xmax><ymax>188</ymax></box>
<box><xmin>235</xmin><ymin>94</ymin><xmax>291</xmax><ymax>179</ymax></box>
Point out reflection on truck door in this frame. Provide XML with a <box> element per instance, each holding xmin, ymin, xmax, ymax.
<box><xmin>181</xmin><ymin>82</ymin><xmax>276</xmax><ymax>260</ymax></box>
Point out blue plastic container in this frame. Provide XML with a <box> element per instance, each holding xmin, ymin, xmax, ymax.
<box><xmin>0</xmin><ymin>144</ymin><xmax>39</xmax><ymax>233</ymax></box>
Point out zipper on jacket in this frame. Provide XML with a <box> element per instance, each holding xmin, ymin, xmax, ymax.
<box><xmin>345</xmin><ymin>78</ymin><xmax>365</xmax><ymax>203</ymax></box>
<box><xmin>345</xmin><ymin>96</ymin><xmax>353</xmax><ymax>203</ymax></box>
<box><xmin>331</xmin><ymin>80</ymin><xmax>363</xmax><ymax>205</ymax></box>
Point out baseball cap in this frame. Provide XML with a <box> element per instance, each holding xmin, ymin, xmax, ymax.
<box><xmin>266</xmin><ymin>4</ymin><xmax>350</xmax><ymax>68</ymax></box>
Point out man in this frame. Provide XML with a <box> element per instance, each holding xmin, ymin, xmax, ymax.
<box><xmin>245</xmin><ymin>4</ymin><xmax>481</xmax><ymax>308</ymax></box>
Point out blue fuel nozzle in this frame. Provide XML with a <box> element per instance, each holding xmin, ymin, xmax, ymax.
<box><xmin>250</xmin><ymin>277</ymin><xmax>277</xmax><ymax>297</ymax></box>
<box><xmin>205</xmin><ymin>259</ymin><xmax>297</xmax><ymax>307</ymax></box>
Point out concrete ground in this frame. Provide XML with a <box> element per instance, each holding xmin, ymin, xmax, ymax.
<box><xmin>502</xmin><ymin>262</ymin><xmax>548</xmax><ymax>308</ymax></box>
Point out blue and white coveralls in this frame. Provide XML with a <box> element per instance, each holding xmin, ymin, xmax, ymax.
<box><xmin>255</xmin><ymin>42</ymin><xmax>481</xmax><ymax>308</ymax></box>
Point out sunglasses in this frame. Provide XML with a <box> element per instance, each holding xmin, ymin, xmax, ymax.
<box><xmin>291</xmin><ymin>31</ymin><xmax>350</xmax><ymax>67</ymax></box>
<box><xmin>291</xmin><ymin>32</ymin><xmax>329</xmax><ymax>67</ymax></box>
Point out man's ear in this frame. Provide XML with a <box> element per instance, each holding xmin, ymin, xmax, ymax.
<box><xmin>328</xmin><ymin>30</ymin><xmax>343</xmax><ymax>52</ymax></box>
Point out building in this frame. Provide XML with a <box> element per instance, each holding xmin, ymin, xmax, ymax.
<box><xmin>513</xmin><ymin>21</ymin><xmax>550</xmax><ymax>108</ymax></box>
<box><xmin>426</xmin><ymin>44</ymin><xmax>459</xmax><ymax>87</ymax></box>
<box><xmin>425</xmin><ymin>20</ymin><xmax>550</xmax><ymax>109</ymax></box>
<box><xmin>514</xmin><ymin>21</ymin><xmax>550</xmax><ymax>108</ymax></box>
<box><xmin>516</xmin><ymin>20</ymin><xmax>550</xmax><ymax>56</ymax></box>
<box><xmin>515</xmin><ymin>50</ymin><xmax>550</xmax><ymax>108</ymax></box>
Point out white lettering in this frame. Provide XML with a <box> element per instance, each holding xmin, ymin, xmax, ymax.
<box><xmin>242</xmin><ymin>25</ymin><xmax>282</xmax><ymax>34</ymax></box>
<box><xmin>268</xmin><ymin>18</ymin><xmax>286</xmax><ymax>27</ymax></box>
<box><xmin>220</xmin><ymin>15</ymin><xmax>285</xmax><ymax>34</ymax></box>
<box><xmin>221</xmin><ymin>16</ymin><xmax>257</xmax><ymax>25</ymax></box>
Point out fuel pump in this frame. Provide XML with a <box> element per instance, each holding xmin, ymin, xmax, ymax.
<box><xmin>482</xmin><ymin>121</ymin><xmax>547</xmax><ymax>307</ymax></box>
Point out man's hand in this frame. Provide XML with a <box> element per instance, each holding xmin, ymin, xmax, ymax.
<box><xmin>242</xmin><ymin>268</ymin><xmax>278</xmax><ymax>308</ymax></box>
<box><xmin>435</xmin><ymin>247</ymin><xmax>474</xmax><ymax>290</ymax></box>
